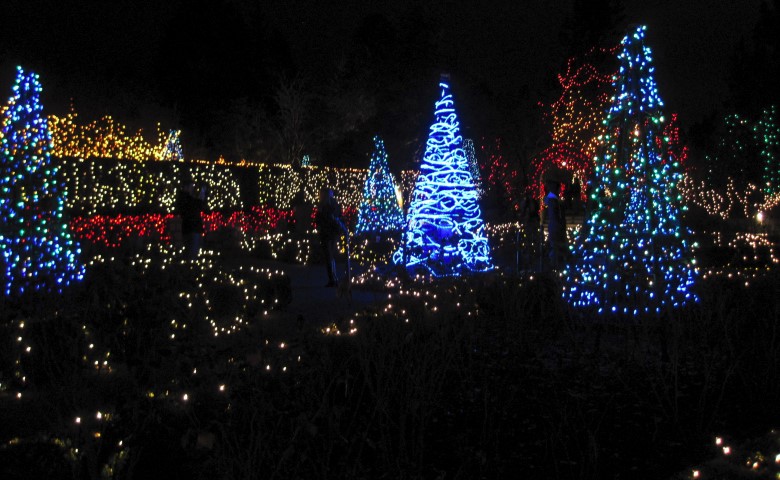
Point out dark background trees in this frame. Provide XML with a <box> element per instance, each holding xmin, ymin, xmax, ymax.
<box><xmin>0</xmin><ymin>0</ymin><xmax>775</xmax><ymax>179</ymax></box>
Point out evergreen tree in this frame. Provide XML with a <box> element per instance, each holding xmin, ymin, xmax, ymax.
<box><xmin>463</xmin><ymin>138</ymin><xmax>484</xmax><ymax>198</ymax></box>
<box><xmin>393</xmin><ymin>77</ymin><xmax>493</xmax><ymax>277</ymax></box>
<box><xmin>755</xmin><ymin>105</ymin><xmax>779</xmax><ymax>196</ymax></box>
<box><xmin>0</xmin><ymin>66</ymin><xmax>84</xmax><ymax>296</ymax></box>
<box><xmin>563</xmin><ymin>26</ymin><xmax>698</xmax><ymax>315</ymax></box>
<box><xmin>704</xmin><ymin>113</ymin><xmax>759</xmax><ymax>188</ymax></box>
<box><xmin>355</xmin><ymin>135</ymin><xmax>404</xmax><ymax>234</ymax></box>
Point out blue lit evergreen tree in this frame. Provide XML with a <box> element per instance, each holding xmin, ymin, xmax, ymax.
<box><xmin>563</xmin><ymin>26</ymin><xmax>698</xmax><ymax>315</ymax></box>
<box><xmin>393</xmin><ymin>77</ymin><xmax>493</xmax><ymax>277</ymax></box>
<box><xmin>161</xmin><ymin>129</ymin><xmax>184</xmax><ymax>162</ymax></box>
<box><xmin>355</xmin><ymin>135</ymin><xmax>404</xmax><ymax>234</ymax></box>
<box><xmin>0</xmin><ymin>66</ymin><xmax>84</xmax><ymax>296</ymax></box>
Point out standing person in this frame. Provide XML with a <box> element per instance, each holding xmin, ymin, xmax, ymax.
<box><xmin>177</xmin><ymin>181</ymin><xmax>206</xmax><ymax>260</ymax></box>
<box><xmin>518</xmin><ymin>193</ymin><xmax>540</xmax><ymax>271</ymax></box>
<box><xmin>316</xmin><ymin>187</ymin><xmax>347</xmax><ymax>287</ymax></box>
<box><xmin>292</xmin><ymin>189</ymin><xmax>312</xmax><ymax>235</ymax></box>
<box><xmin>543</xmin><ymin>180</ymin><xmax>567</xmax><ymax>270</ymax></box>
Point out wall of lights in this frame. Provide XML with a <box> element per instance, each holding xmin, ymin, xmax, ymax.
<box><xmin>49</xmin><ymin>108</ymin><xmax>184</xmax><ymax>162</ymax></box>
<box><xmin>0</xmin><ymin>66</ymin><xmax>84</xmax><ymax>295</ymax></box>
<box><xmin>563</xmin><ymin>26</ymin><xmax>698</xmax><ymax>315</ymax></box>
<box><xmin>393</xmin><ymin>79</ymin><xmax>493</xmax><ymax>277</ymax></box>
<box><xmin>57</xmin><ymin>158</ymin><xmax>244</xmax><ymax>215</ymax></box>
<box><xmin>355</xmin><ymin>135</ymin><xmax>405</xmax><ymax>234</ymax></box>
<box><xmin>257</xmin><ymin>163</ymin><xmax>368</xmax><ymax>211</ymax></box>
<box><xmin>69</xmin><ymin>207</ymin><xmax>294</xmax><ymax>249</ymax></box>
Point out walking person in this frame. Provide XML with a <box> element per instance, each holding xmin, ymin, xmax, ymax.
<box><xmin>315</xmin><ymin>187</ymin><xmax>347</xmax><ymax>287</ymax></box>
<box><xmin>177</xmin><ymin>181</ymin><xmax>207</xmax><ymax>260</ymax></box>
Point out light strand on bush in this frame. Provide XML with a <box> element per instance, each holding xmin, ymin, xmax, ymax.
<box><xmin>530</xmin><ymin>45</ymin><xmax>618</xmax><ymax>202</ymax></box>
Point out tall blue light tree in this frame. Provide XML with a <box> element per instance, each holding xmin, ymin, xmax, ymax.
<box><xmin>393</xmin><ymin>77</ymin><xmax>493</xmax><ymax>276</ymax></box>
<box><xmin>0</xmin><ymin>66</ymin><xmax>84</xmax><ymax>296</ymax></box>
<box><xmin>355</xmin><ymin>135</ymin><xmax>405</xmax><ymax>234</ymax></box>
<box><xmin>563</xmin><ymin>26</ymin><xmax>698</xmax><ymax>315</ymax></box>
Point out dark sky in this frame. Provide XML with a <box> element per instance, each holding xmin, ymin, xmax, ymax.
<box><xmin>0</xmin><ymin>0</ymin><xmax>768</xmax><ymax>158</ymax></box>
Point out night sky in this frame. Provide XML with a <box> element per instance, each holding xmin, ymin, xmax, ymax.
<box><xmin>0</xmin><ymin>0</ymin><xmax>769</xmax><ymax>163</ymax></box>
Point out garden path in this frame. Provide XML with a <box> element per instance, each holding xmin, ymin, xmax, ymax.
<box><xmin>224</xmin><ymin>253</ymin><xmax>386</xmax><ymax>337</ymax></box>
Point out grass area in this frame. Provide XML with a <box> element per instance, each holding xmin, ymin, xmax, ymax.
<box><xmin>0</xmin><ymin>231</ymin><xmax>779</xmax><ymax>479</ymax></box>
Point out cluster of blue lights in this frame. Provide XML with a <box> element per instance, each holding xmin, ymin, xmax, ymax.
<box><xmin>393</xmin><ymin>80</ymin><xmax>493</xmax><ymax>277</ymax></box>
<box><xmin>355</xmin><ymin>135</ymin><xmax>405</xmax><ymax>235</ymax></box>
<box><xmin>563</xmin><ymin>26</ymin><xmax>698</xmax><ymax>314</ymax></box>
<box><xmin>0</xmin><ymin>66</ymin><xmax>84</xmax><ymax>295</ymax></box>
<box><xmin>161</xmin><ymin>129</ymin><xmax>183</xmax><ymax>162</ymax></box>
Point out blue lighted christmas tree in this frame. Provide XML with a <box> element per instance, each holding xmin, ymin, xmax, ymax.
<box><xmin>393</xmin><ymin>77</ymin><xmax>493</xmax><ymax>277</ymax></box>
<box><xmin>355</xmin><ymin>135</ymin><xmax>405</xmax><ymax>234</ymax></box>
<box><xmin>0</xmin><ymin>66</ymin><xmax>84</xmax><ymax>295</ymax></box>
<box><xmin>563</xmin><ymin>26</ymin><xmax>698</xmax><ymax>315</ymax></box>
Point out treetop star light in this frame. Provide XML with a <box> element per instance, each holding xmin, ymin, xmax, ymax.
<box><xmin>0</xmin><ymin>66</ymin><xmax>84</xmax><ymax>295</ymax></box>
<box><xmin>563</xmin><ymin>26</ymin><xmax>698</xmax><ymax>315</ymax></box>
<box><xmin>393</xmin><ymin>78</ymin><xmax>493</xmax><ymax>277</ymax></box>
<box><xmin>355</xmin><ymin>135</ymin><xmax>405</xmax><ymax>234</ymax></box>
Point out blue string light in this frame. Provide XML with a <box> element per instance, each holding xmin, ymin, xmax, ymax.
<box><xmin>393</xmin><ymin>80</ymin><xmax>493</xmax><ymax>277</ymax></box>
<box><xmin>563</xmin><ymin>26</ymin><xmax>698</xmax><ymax>314</ymax></box>
<box><xmin>0</xmin><ymin>66</ymin><xmax>84</xmax><ymax>295</ymax></box>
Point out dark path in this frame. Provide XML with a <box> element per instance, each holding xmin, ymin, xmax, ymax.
<box><xmin>222</xmin><ymin>252</ymin><xmax>386</xmax><ymax>337</ymax></box>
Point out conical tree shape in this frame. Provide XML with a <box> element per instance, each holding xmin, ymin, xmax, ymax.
<box><xmin>393</xmin><ymin>78</ymin><xmax>493</xmax><ymax>277</ymax></box>
<box><xmin>563</xmin><ymin>26</ymin><xmax>698</xmax><ymax>315</ymax></box>
<box><xmin>756</xmin><ymin>105</ymin><xmax>779</xmax><ymax>196</ymax></box>
<box><xmin>355</xmin><ymin>135</ymin><xmax>405</xmax><ymax>234</ymax></box>
<box><xmin>463</xmin><ymin>138</ymin><xmax>484</xmax><ymax>198</ymax></box>
<box><xmin>0</xmin><ymin>66</ymin><xmax>84</xmax><ymax>295</ymax></box>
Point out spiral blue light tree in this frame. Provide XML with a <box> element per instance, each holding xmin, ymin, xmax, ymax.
<box><xmin>355</xmin><ymin>135</ymin><xmax>405</xmax><ymax>234</ymax></box>
<box><xmin>393</xmin><ymin>78</ymin><xmax>493</xmax><ymax>277</ymax></box>
<box><xmin>562</xmin><ymin>26</ymin><xmax>698</xmax><ymax>315</ymax></box>
<box><xmin>0</xmin><ymin>66</ymin><xmax>84</xmax><ymax>296</ymax></box>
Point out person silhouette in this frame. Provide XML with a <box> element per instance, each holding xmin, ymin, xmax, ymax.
<box><xmin>176</xmin><ymin>181</ymin><xmax>206</xmax><ymax>260</ymax></box>
<box><xmin>543</xmin><ymin>180</ymin><xmax>567</xmax><ymax>270</ymax></box>
<box><xmin>315</xmin><ymin>187</ymin><xmax>347</xmax><ymax>287</ymax></box>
